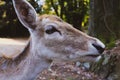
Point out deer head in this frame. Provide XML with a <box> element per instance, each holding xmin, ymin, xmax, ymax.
<box><xmin>12</xmin><ymin>0</ymin><xmax>105</xmax><ymax>62</ymax></box>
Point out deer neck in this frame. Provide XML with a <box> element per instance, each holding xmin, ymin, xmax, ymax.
<box><xmin>0</xmin><ymin>40</ymin><xmax>52</xmax><ymax>80</ymax></box>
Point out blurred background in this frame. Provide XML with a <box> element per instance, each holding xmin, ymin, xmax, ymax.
<box><xmin>0</xmin><ymin>0</ymin><xmax>120</xmax><ymax>47</ymax></box>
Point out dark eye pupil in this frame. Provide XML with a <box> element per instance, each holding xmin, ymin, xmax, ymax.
<box><xmin>45</xmin><ymin>26</ymin><xmax>58</xmax><ymax>34</ymax></box>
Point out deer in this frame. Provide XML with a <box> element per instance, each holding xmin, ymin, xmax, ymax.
<box><xmin>0</xmin><ymin>0</ymin><xmax>105</xmax><ymax>80</ymax></box>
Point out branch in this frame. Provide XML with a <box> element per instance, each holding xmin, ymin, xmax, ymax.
<box><xmin>50</xmin><ymin>0</ymin><xmax>59</xmax><ymax>16</ymax></box>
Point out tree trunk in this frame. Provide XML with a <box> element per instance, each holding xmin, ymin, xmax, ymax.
<box><xmin>89</xmin><ymin>0</ymin><xmax>120</xmax><ymax>79</ymax></box>
<box><xmin>89</xmin><ymin>0</ymin><xmax>120</xmax><ymax>43</ymax></box>
<box><xmin>90</xmin><ymin>41</ymin><xmax>120</xmax><ymax>80</ymax></box>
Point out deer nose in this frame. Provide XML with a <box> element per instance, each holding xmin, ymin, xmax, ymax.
<box><xmin>92</xmin><ymin>43</ymin><xmax>105</xmax><ymax>54</ymax></box>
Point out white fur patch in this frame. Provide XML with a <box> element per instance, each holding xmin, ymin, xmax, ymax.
<box><xmin>65</xmin><ymin>46</ymin><xmax>73</xmax><ymax>51</ymax></box>
<box><xmin>31</xmin><ymin>40</ymin><xmax>60</xmax><ymax>59</ymax></box>
<box><xmin>44</xmin><ymin>32</ymin><xmax>63</xmax><ymax>40</ymax></box>
<box><xmin>95</xmin><ymin>56</ymin><xmax>102</xmax><ymax>62</ymax></box>
<box><xmin>88</xmin><ymin>42</ymin><xmax>99</xmax><ymax>55</ymax></box>
<box><xmin>44</xmin><ymin>23</ymin><xmax>64</xmax><ymax>40</ymax></box>
<box><xmin>96</xmin><ymin>39</ymin><xmax>105</xmax><ymax>48</ymax></box>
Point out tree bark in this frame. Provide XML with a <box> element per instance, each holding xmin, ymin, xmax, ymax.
<box><xmin>90</xmin><ymin>41</ymin><xmax>120</xmax><ymax>80</ymax></box>
<box><xmin>89</xmin><ymin>0</ymin><xmax>120</xmax><ymax>79</ymax></box>
<box><xmin>89</xmin><ymin>0</ymin><xmax>120</xmax><ymax>43</ymax></box>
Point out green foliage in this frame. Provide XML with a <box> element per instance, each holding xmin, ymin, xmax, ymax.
<box><xmin>37</xmin><ymin>0</ymin><xmax>89</xmax><ymax>30</ymax></box>
<box><xmin>42</xmin><ymin>0</ymin><xmax>56</xmax><ymax>14</ymax></box>
<box><xmin>89</xmin><ymin>0</ymin><xmax>120</xmax><ymax>45</ymax></box>
<box><xmin>95</xmin><ymin>35</ymin><xmax>116</xmax><ymax>49</ymax></box>
<box><xmin>0</xmin><ymin>0</ymin><xmax>89</xmax><ymax>37</ymax></box>
<box><xmin>106</xmin><ymin>40</ymin><xmax>116</xmax><ymax>49</ymax></box>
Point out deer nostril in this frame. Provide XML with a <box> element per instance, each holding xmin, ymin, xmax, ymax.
<box><xmin>92</xmin><ymin>43</ymin><xmax>105</xmax><ymax>54</ymax></box>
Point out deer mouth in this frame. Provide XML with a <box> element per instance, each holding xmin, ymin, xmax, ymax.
<box><xmin>86</xmin><ymin>54</ymin><xmax>100</xmax><ymax>58</ymax></box>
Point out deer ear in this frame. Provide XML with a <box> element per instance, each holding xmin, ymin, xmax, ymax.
<box><xmin>12</xmin><ymin>0</ymin><xmax>37</xmax><ymax>29</ymax></box>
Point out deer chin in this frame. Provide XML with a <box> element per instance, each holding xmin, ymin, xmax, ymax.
<box><xmin>68</xmin><ymin>55</ymin><xmax>100</xmax><ymax>63</ymax></box>
<box><xmin>63</xmin><ymin>53</ymin><xmax>102</xmax><ymax>62</ymax></box>
<box><xmin>52</xmin><ymin>54</ymin><xmax>100</xmax><ymax>63</ymax></box>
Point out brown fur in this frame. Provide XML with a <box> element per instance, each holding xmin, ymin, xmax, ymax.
<box><xmin>0</xmin><ymin>0</ymin><xmax>105</xmax><ymax>80</ymax></box>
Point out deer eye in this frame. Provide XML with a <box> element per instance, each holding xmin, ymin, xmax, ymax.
<box><xmin>45</xmin><ymin>25</ymin><xmax>61</xmax><ymax>35</ymax></box>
